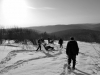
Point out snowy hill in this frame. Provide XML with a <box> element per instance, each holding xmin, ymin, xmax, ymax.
<box><xmin>0</xmin><ymin>41</ymin><xmax>100</xmax><ymax>75</ymax></box>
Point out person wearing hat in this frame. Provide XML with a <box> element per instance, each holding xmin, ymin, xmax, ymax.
<box><xmin>66</xmin><ymin>37</ymin><xmax>79</xmax><ymax>70</ymax></box>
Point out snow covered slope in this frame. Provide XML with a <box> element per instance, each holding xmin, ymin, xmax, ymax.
<box><xmin>0</xmin><ymin>41</ymin><xmax>100</xmax><ymax>75</ymax></box>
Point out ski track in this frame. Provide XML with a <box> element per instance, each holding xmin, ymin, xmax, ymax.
<box><xmin>0</xmin><ymin>41</ymin><xmax>100</xmax><ymax>75</ymax></box>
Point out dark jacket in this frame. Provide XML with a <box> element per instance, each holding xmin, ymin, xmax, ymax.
<box><xmin>59</xmin><ymin>39</ymin><xmax>63</xmax><ymax>44</ymax></box>
<box><xmin>37</xmin><ymin>39</ymin><xmax>41</xmax><ymax>45</ymax></box>
<box><xmin>66</xmin><ymin>40</ymin><xmax>79</xmax><ymax>56</ymax></box>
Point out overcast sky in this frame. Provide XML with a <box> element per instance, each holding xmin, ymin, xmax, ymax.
<box><xmin>0</xmin><ymin>0</ymin><xmax>100</xmax><ymax>27</ymax></box>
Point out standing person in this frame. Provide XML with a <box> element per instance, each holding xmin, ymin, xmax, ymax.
<box><xmin>36</xmin><ymin>39</ymin><xmax>41</xmax><ymax>51</ymax></box>
<box><xmin>48</xmin><ymin>38</ymin><xmax>51</xmax><ymax>44</ymax></box>
<box><xmin>41</xmin><ymin>37</ymin><xmax>44</xmax><ymax>43</ymax></box>
<box><xmin>59</xmin><ymin>38</ymin><xmax>63</xmax><ymax>48</ymax></box>
<box><xmin>66</xmin><ymin>37</ymin><xmax>79</xmax><ymax>70</ymax></box>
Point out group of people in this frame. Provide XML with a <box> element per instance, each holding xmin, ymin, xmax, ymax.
<box><xmin>36</xmin><ymin>38</ymin><xmax>54</xmax><ymax>51</ymax></box>
<box><xmin>36</xmin><ymin>37</ymin><xmax>79</xmax><ymax>70</ymax></box>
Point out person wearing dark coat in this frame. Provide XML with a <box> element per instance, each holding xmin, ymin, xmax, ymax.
<box><xmin>66</xmin><ymin>37</ymin><xmax>79</xmax><ymax>70</ymax></box>
<box><xmin>48</xmin><ymin>38</ymin><xmax>51</xmax><ymax>44</ymax></box>
<box><xmin>36</xmin><ymin>39</ymin><xmax>42</xmax><ymax>51</ymax></box>
<box><xmin>59</xmin><ymin>38</ymin><xmax>63</xmax><ymax>48</ymax></box>
<box><xmin>41</xmin><ymin>38</ymin><xmax>44</xmax><ymax>43</ymax></box>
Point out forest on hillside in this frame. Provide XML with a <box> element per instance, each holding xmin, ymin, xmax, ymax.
<box><xmin>0</xmin><ymin>28</ymin><xmax>56</xmax><ymax>45</ymax></box>
<box><xmin>51</xmin><ymin>29</ymin><xmax>100</xmax><ymax>43</ymax></box>
<box><xmin>0</xmin><ymin>28</ymin><xmax>100</xmax><ymax>44</ymax></box>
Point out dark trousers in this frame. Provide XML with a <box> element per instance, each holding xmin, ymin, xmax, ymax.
<box><xmin>36</xmin><ymin>44</ymin><xmax>41</xmax><ymax>51</ymax></box>
<box><xmin>68</xmin><ymin>55</ymin><xmax>76</xmax><ymax>68</ymax></box>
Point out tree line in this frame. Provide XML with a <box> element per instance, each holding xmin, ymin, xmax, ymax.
<box><xmin>0</xmin><ymin>27</ymin><xmax>57</xmax><ymax>45</ymax></box>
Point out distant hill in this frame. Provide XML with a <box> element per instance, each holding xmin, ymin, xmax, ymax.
<box><xmin>51</xmin><ymin>29</ymin><xmax>100</xmax><ymax>43</ymax></box>
<box><xmin>26</xmin><ymin>23</ymin><xmax>100</xmax><ymax>33</ymax></box>
<box><xmin>26</xmin><ymin>23</ymin><xmax>100</xmax><ymax>43</ymax></box>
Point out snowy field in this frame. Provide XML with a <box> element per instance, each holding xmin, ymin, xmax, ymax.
<box><xmin>0</xmin><ymin>40</ymin><xmax>100</xmax><ymax>75</ymax></box>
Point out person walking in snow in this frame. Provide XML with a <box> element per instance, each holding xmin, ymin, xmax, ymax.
<box><xmin>66</xmin><ymin>37</ymin><xmax>79</xmax><ymax>70</ymax></box>
<box><xmin>36</xmin><ymin>39</ymin><xmax>42</xmax><ymax>51</ymax></box>
<box><xmin>47</xmin><ymin>38</ymin><xmax>50</xmax><ymax>44</ymax></box>
<box><xmin>58</xmin><ymin>38</ymin><xmax>63</xmax><ymax>48</ymax></box>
